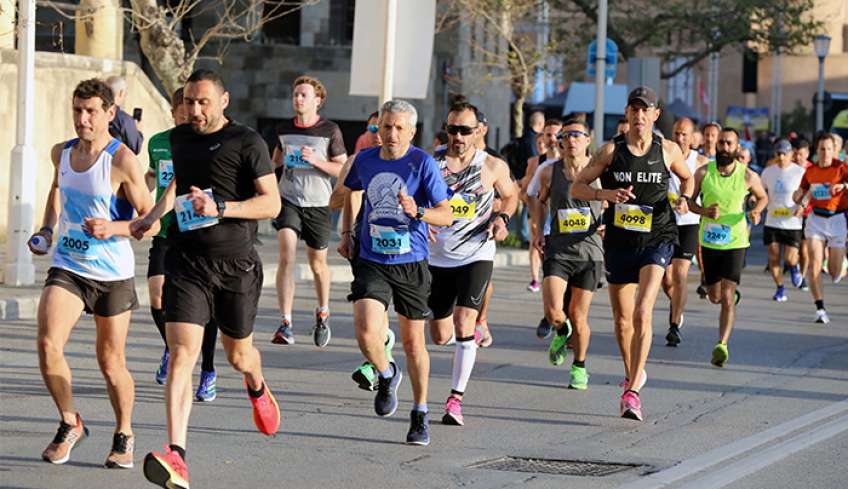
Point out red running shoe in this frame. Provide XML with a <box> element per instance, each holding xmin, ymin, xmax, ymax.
<box><xmin>247</xmin><ymin>380</ymin><xmax>280</xmax><ymax>435</ymax></box>
<box><xmin>143</xmin><ymin>445</ymin><xmax>190</xmax><ymax>489</ymax></box>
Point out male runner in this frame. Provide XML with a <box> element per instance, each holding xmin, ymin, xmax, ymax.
<box><xmin>761</xmin><ymin>139</ymin><xmax>805</xmax><ymax>301</ymax></box>
<box><xmin>132</xmin><ymin>69</ymin><xmax>281</xmax><ymax>488</ymax></box>
<box><xmin>145</xmin><ymin>87</ymin><xmax>219</xmax><ymax>402</ymax></box>
<box><xmin>662</xmin><ymin>117</ymin><xmax>707</xmax><ymax>346</ymax></box>
<box><xmin>271</xmin><ymin>75</ymin><xmax>347</xmax><ymax>347</ymax></box>
<box><xmin>701</xmin><ymin>122</ymin><xmax>720</xmax><ymax>162</ymax></box>
<box><xmin>688</xmin><ymin>128</ymin><xmax>767</xmax><ymax>367</ymax></box>
<box><xmin>792</xmin><ymin>133</ymin><xmax>847</xmax><ymax>324</ymax></box>
<box><xmin>339</xmin><ymin>100</ymin><xmax>451</xmax><ymax>446</ymax></box>
<box><xmin>522</xmin><ymin>119</ymin><xmax>562</xmax><ymax>292</ymax></box>
<box><xmin>532</xmin><ymin>115</ymin><xmax>601</xmax><ymax>390</ymax></box>
<box><xmin>428</xmin><ymin>102</ymin><xmax>517</xmax><ymax>425</ymax></box>
<box><xmin>28</xmin><ymin>79</ymin><xmax>153</xmax><ymax>467</ymax></box>
<box><xmin>793</xmin><ymin>139</ymin><xmax>813</xmax><ymax>290</ymax></box>
<box><xmin>572</xmin><ymin>87</ymin><xmax>692</xmax><ymax>421</ymax></box>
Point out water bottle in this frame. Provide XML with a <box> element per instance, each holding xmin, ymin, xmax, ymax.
<box><xmin>29</xmin><ymin>235</ymin><xmax>49</xmax><ymax>253</ymax></box>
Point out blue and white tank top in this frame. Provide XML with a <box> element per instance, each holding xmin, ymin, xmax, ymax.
<box><xmin>52</xmin><ymin>138</ymin><xmax>135</xmax><ymax>281</ymax></box>
<box><xmin>429</xmin><ymin>149</ymin><xmax>496</xmax><ymax>267</ymax></box>
<box><xmin>669</xmin><ymin>150</ymin><xmax>701</xmax><ymax>226</ymax></box>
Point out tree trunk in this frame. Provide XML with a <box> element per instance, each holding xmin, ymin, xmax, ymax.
<box><xmin>130</xmin><ymin>0</ymin><xmax>191</xmax><ymax>95</ymax></box>
<box><xmin>512</xmin><ymin>92</ymin><xmax>525</xmax><ymax>139</ymax></box>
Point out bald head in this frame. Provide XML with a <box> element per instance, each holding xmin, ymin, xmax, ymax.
<box><xmin>673</xmin><ymin>117</ymin><xmax>694</xmax><ymax>132</ymax></box>
<box><xmin>529</xmin><ymin>111</ymin><xmax>545</xmax><ymax>132</ymax></box>
<box><xmin>672</xmin><ymin>117</ymin><xmax>696</xmax><ymax>155</ymax></box>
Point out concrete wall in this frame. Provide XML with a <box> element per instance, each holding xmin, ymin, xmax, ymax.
<box><xmin>0</xmin><ymin>50</ymin><xmax>171</xmax><ymax>242</ymax></box>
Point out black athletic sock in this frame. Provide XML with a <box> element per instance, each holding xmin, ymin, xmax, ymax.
<box><xmin>457</xmin><ymin>335</ymin><xmax>476</xmax><ymax>342</ymax></box>
<box><xmin>450</xmin><ymin>389</ymin><xmax>464</xmax><ymax>397</ymax></box>
<box><xmin>572</xmin><ymin>360</ymin><xmax>586</xmax><ymax>368</ymax></box>
<box><xmin>248</xmin><ymin>382</ymin><xmax>265</xmax><ymax>398</ymax></box>
<box><xmin>169</xmin><ymin>444</ymin><xmax>186</xmax><ymax>460</ymax></box>
<box><xmin>815</xmin><ymin>300</ymin><xmax>825</xmax><ymax>310</ymax></box>
<box><xmin>200</xmin><ymin>320</ymin><xmax>218</xmax><ymax>372</ymax></box>
<box><xmin>150</xmin><ymin>307</ymin><xmax>167</xmax><ymax>343</ymax></box>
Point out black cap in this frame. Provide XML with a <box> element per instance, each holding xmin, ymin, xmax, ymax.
<box><xmin>627</xmin><ymin>86</ymin><xmax>658</xmax><ymax>108</ymax></box>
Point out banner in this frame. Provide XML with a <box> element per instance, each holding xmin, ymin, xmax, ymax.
<box><xmin>725</xmin><ymin>106</ymin><xmax>769</xmax><ymax>132</ymax></box>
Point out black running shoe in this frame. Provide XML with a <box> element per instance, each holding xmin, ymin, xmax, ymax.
<box><xmin>665</xmin><ymin>325</ymin><xmax>682</xmax><ymax>347</ymax></box>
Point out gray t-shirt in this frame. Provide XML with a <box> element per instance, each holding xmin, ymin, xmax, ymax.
<box><xmin>276</xmin><ymin>118</ymin><xmax>346</xmax><ymax>207</ymax></box>
<box><xmin>544</xmin><ymin>159</ymin><xmax>604</xmax><ymax>262</ymax></box>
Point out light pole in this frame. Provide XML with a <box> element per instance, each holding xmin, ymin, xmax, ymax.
<box><xmin>593</xmin><ymin>0</ymin><xmax>607</xmax><ymax>143</ymax></box>
<box><xmin>814</xmin><ymin>34</ymin><xmax>831</xmax><ymax>133</ymax></box>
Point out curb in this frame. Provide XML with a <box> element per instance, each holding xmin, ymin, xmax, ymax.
<box><xmin>0</xmin><ymin>248</ymin><xmax>531</xmax><ymax>321</ymax></box>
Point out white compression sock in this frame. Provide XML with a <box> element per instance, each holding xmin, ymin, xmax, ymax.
<box><xmin>451</xmin><ymin>337</ymin><xmax>478</xmax><ymax>394</ymax></box>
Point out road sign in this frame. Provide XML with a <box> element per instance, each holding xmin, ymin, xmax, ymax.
<box><xmin>587</xmin><ymin>38</ymin><xmax>618</xmax><ymax>79</ymax></box>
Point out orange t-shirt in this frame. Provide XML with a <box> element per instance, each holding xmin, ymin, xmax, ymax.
<box><xmin>799</xmin><ymin>160</ymin><xmax>848</xmax><ymax>214</ymax></box>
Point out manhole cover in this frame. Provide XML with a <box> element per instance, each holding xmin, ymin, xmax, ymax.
<box><xmin>470</xmin><ymin>456</ymin><xmax>641</xmax><ymax>477</ymax></box>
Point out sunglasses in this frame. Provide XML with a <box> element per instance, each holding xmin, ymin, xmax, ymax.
<box><xmin>558</xmin><ymin>130</ymin><xmax>589</xmax><ymax>140</ymax></box>
<box><xmin>446</xmin><ymin>124</ymin><xmax>478</xmax><ymax>136</ymax></box>
<box><xmin>367</xmin><ymin>124</ymin><xmax>378</xmax><ymax>133</ymax></box>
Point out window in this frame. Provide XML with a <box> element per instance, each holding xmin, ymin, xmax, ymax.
<box><xmin>329</xmin><ymin>0</ymin><xmax>355</xmax><ymax>45</ymax></box>
<box><xmin>262</xmin><ymin>2</ymin><xmax>301</xmax><ymax>45</ymax></box>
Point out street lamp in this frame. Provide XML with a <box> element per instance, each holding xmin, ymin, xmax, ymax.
<box><xmin>814</xmin><ymin>34</ymin><xmax>831</xmax><ymax>133</ymax></box>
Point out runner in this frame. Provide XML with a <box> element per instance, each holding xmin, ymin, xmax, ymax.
<box><xmin>145</xmin><ymin>87</ymin><xmax>219</xmax><ymax>402</ymax></box>
<box><xmin>571</xmin><ymin>86</ymin><xmax>692</xmax><ymax>421</ymax></box>
<box><xmin>531</xmin><ymin>115</ymin><xmax>602</xmax><ymax>390</ymax></box>
<box><xmin>701</xmin><ymin>122</ymin><xmax>720</xmax><ymax>162</ymax></box>
<box><xmin>688</xmin><ymin>128</ymin><xmax>768</xmax><ymax>367</ymax></box>
<box><xmin>339</xmin><ymin>100</ymin><xmax>452</xmax><ymax>445</ymax></box>
<box><xmin>427</xmin><ymin>101</ymin><xmax>517</xmax><ymax>425</ymax></box>
<box><xmin>662</xmin><ymin>117</ymin><xmax>707</xmax><ymax>347</ymax></box>
<box><xmin>761</xmin><ymin>139</ymin><xmax>805</xmax><ymax>302</ymax></box>
<box><xmin>271</xmin><ymin>75</ymin><xmax>347</xmax><ymax>347</ymax></box>
<box><xmin>28</xmin><ymin>78</ymin><xmax>153</xmax><ymax>467</ymax></box>
<box><xmin>522</xmin><ymin>119</ymin><xmax>562</xmax><ymax>292</ymax></box>
<box><xmin>132</xmin><ymin>69</ymin><xmax>281</xmax><ymax>488</ymax></box>
<box><xmin>792</xmin><ymin>133</ymin><xmax>848</xmax><ymax>324</ymax></box>
<box><xmin>793</xmin><ymin>139</ymin><xmax>813</xmax><ymax>290</ymax></box>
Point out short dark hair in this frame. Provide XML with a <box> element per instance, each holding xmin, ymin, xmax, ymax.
<box><xmin>293</xmin><ymin>75</ymin><xmax>327</xmax><ymax>108</ymax></box>
<box><xmin>793</xmin><ymin>138</ymin><xmax>810</xmax><ymax>150</ymax></box>
<box><xmin>170</xmin><ymin>87</ymin><xmax>184</xmax><ymax>109</ymax></box>
<box><xmin>720</xmin><ymin>127</ymin><xmax>739</xmax><ymax>139</ymax></box>
<box><xmin>448</xmin><ymin>101</ymin><xmax>480</xmax><ymax>123</ymax></box>
<box><xmin>186</xmin><ymin>69</ymin><xmax>226</xmax><ymax>93</ymax></box>
<box><xmin>72</xmin><ymin>78</ymin><xmax>114</xmax><ymax>110</ymax></box>
<box><xmin>544</xmin><ymin>118</ymin><xmax>563</xmax><ymax>128</ymax></box>
<box><xmin>703</xmin><ymin>121</ymin><xmax>722</xmax><ymax>132</ymax></box>
<box><xmin>561</xmin><ymin>113</ymin><xmax>589</xmax><ymax>133</ymax></box>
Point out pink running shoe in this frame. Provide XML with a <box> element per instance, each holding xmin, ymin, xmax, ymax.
<box><xmin>442</xmin><ymin>396</ymin><xmax>464</xmax><ymax>426</ymax></box>
<box><xmin>475</xmin><ymin>322</ymin><xmax>493</xmax><ymax>348</ymax></box>
<box><xmin>620</xmin><ymin>369</ymin><xmax>647</xmax><ymax>392</ymax></box>
<box><xmin>620</xmin><ymin>391</ymin><xmax>643</xmax><ymax>421</ymax></box>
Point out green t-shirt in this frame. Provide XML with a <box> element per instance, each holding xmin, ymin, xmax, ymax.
<box><xmin>698</xmin><ymin>161</ymin><xmax>750</xmax><ymax>250</ymax></box>
<box><xmin>148</xmin><ymin>129</ymin><xmax>175</xmax><ymax>238</ymax></box>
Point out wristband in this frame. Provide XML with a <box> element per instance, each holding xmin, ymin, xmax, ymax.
<box><xmin>341</xmin><ymin>230</ymin><xmax>353</xmax><ymax>235</ymax></box>
<box><xmin>39</xmin><ymin>226</ymin><xmax>54</xmax><ymax>235</ymax></box>
<box><xmin>680</xmin><ymin>194</ymin><xmax>691</xmax><ymax>200</ymax></box>
<box><xmin>498</xmin><ymin>213</ymin><xmax>511</xmax><ymax>226</ymax></box>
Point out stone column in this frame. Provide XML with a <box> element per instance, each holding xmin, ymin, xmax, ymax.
<box><xmin>75</xmin><ymin>0</ymin><xmax>123</xmax><ymax>59</ymax></box>
<box><xmin>0</xmin><ymin>0</ymin><xmax>15</xmax><ymax>49</ymax></box>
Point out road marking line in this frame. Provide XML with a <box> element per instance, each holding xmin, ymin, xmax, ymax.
<box><xmin>618</xmin><ymin>398</ymin><xmax>848</xmax><ymax>489</ymax></box>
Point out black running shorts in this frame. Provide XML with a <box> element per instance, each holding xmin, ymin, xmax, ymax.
<box><xmin>272</xmin><ymin>199</ymin><xmax>331</xmax><ymax>250</ymax></box>
<box><xmin>543</xmin><ymin>258</ymin><xmax>603</xmax><ymax>292</ymax></box>
<box><xmin>348</xmin><ymin>258</ymin><xmax>432</xmax><ymax>320</ymax></box>
<box><xmin>604</xmin><ymin>242</ymin><xmax>673</xmax><ymax>285</ymax></box>
<box><xmin>45</xmin><ymin>267</ymin><xmax>138</xmax><ymax>317</ymax></box>
<box><xmin>701</xmin><ymin>247</ymin><xmax>747</xmax><ymax>285</ymax></box>
<box><xmin>146</xmin><ymin>236</ymin><xmax>170</xmax><ymax>278</ymax></box>
<box><xmin>428</xmin><ymin>261</ymin><xmax>493</xmax><ymax>319</ymax></box>
<box><xmin>673</xmin><ymin>224</ymin><xmax>699</xmax><ymax>261</ymax></box>
<box><xmin>763</xmin><ymin>226</ymin><xmax>802</xmax><ymax>249</ymax></box>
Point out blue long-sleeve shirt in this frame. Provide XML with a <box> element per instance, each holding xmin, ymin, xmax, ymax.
<box><xmin>109</xmin><ymin>107</ymin><xmax>144</xmax><ymax>155</ymax></box>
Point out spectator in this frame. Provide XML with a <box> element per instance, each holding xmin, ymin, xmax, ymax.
<box><xmin>512</xmin><ymin>111</ymin><xmax>545</xmax><ymax>181</ymax></box>
<box><xmin>106</xmin><ymin>75</ymin><xmax>144</xmax><ymax>154</ymax></box>
<box><xmin>354</xmin><ymin>111</ymin><xmax>380</xmax><ymax>153</ymax></box>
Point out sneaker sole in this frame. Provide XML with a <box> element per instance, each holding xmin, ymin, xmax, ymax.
<box><xmin>352</xmin><ymin>370</ymin><xmax>377</xmax><ymax>391</ymax></box>
<box><xmin>621</xmin><ymin>409</ymin><xmax>643</xmax><ymax>421</ymax></box>
<box><xmin>568</xmin><ymin>383</ymin><xmax>588</xmax><ymax>390</ymax></box>
<box><xmin>442</xmin><ymin>412</ymin><xmax>464</xmax><ymax>426</ymax></box>
<box><xmin>143</xmin><ymin>453</ymin><xmax>189</xmax><ymax>489</ymax></box>
<box><xmin>195</xmin><ymin>393</ymin><xmax>217</xmax><ymax>402</ymax></box>
<box><xmin>271</xmin><ymin>336</ymin><xmax>294</xmax><ymax>345</ymax></box>
<box><xmin>406</xmin><ymin>437</ymin><xmax>431</xmax><ymax>446</ymax></box>
<box><xmin>375</xmin><ymin>371</ymin><xmax>402</xmax><ymax>417</ymax></box>
<box><xmin>665</xmin><ymin>332</ymin><xmax>681</xmax><ymax>347</ymax></box>
<box><xmin>105</xmin><ymin>458</ymin><xmax>134</xmax><ymax>469</ymax></box>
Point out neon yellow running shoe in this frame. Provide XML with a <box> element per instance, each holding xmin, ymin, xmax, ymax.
<box><xmin>568</xmin><ymin>365</ymin><xmax>589</xmax><ymax>390</ymax></box>
<box><xmin>711</xmin><ymin>343</ymin><xmax>729</xmax><ymax>368</ymax></box>
<box><xmin>547</xmin><ymin>319</ymin><xmax>572</xmax><ymax>366</ymax></box>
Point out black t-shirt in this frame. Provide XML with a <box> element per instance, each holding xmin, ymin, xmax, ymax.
<box><xmin>169</xmin><ymin>121</ymin><xmax>273</xmax><ymax>257</ymax></box>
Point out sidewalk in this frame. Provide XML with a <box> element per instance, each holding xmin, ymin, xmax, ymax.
<box><xmin>0</xmin><ymin>234</ymin><xmax>532</xmax><ymax>320</ymax></box>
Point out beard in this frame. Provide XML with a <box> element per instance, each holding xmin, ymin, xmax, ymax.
<box><xmin>716</xmin><ymin>150</ymin><xmax>736</xmax><ymax>167</ymax></box>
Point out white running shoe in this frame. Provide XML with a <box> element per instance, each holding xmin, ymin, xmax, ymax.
<box><xmin>815</xmin><ymin>309</ymin><xmax>830</xmax><ymax>324</ymax></box>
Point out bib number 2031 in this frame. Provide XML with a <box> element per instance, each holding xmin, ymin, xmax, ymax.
<box><xmin>370</xmin><ymin>224</ymin><xmax>411</xmax><ymax>255</ymax></box>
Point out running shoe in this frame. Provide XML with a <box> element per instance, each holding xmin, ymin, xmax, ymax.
<box><xmin>547</xmin><ymin>322</ymin><xmax>572</xmax><ymax>366</ymax></box>
<box><xmin>773</xmin><ymin>287</ymin><xmax>788</xmax><ymax>302</ymax></box>
<box><xmin>734</xmin><ymin>290</ymin><xmax>741</xmax><ymax>305</ymax></box>
<box><xmin>352</xmin><ymin>362</ymin><xmax>378</xmax><ymax>391</ymax></box>
<box><xmin>406</xmin><ymin>410</ymin><xmax>431</xmax><ymax>446</ymax></box>
<box><xmin>155</xmin><ymin>348</ymin><xmax>169</xmax><ymax>385</ymax></box>
<box><xmin>144</xmin><ymin>446</ymin><xmax>190</xmax><ymax>489</ymax></box>
<box><xmin>621</xmin><ymin>369</ymin><xmax>647</xmax><ymax>392</ymax></box>
<box><xmin>195</xmin><ymin>369</ymin><xmax>217</xmax><ymax>402</ymax></box>
<box><xmin>442</xmin><ymin>395</ymin><xmax>464</xmax><ymax>426</ymax></box>
<box><xmin>527</xmin><ymin>280</ymin><xmax>540</xmax><ymax>293</ymax></box>
<box><xmin>272</xmin><ymin>319</ymin><xmax>295</xmax><ymax>345</ymax></box>
<box><xmin>568</xmin><ymin>365</ymin><xmax>589</xmax><ymax>390</ymax></box>
<box><xmin>104</xmin><ymin>432</ymin><xmax>134</xmax><ymax>469</ymax></box>
<box><xmin>475</xmin><ymin>321</ymin><xmax>493</xmax><ymax>348</ymax></box>
<box><xmin>374</xmin><ymin>361</ymin><xmax>402</xmax><ymax>417</ymax></box>
<box><xmin>799</xmin><ymin>278</ymin><xmax>809</xmax><ymax>291</ymax></box>
<box><xmin>42</xmin><ymin>413</ymin><xmax>88</xmax><ymax>464</ymax></box>
<box><xmin>247</xmin><ymin>381</ymin><xmax>280</xmax><ymax>436</ymax></box>
<box><xmin>536</xmin><ymin>317</ymin><xmax>552</xmax><ymax>340</ymax></box>
<box><xmin>620</xmin><ymin>391</ymin><xmax>643</xmax><ymax>421</ymax></box>
<box><xmin>815</xmin><ymin>308</ymin><xmax>830</xmax><ymax>324</ymax></box>
<box><xmin>313</xmin><ymin>309</ymin><xmax>331</xmax><ymax>347</ymax></box>
<box><xmin>697</xmin><ymin>284</ymin><xmax>708</xmax><ymax>299</ymax></box>
<box><xmin>790</xmin><ymin>266</ymin><xmax>803</xmax><ymax>288</ymax></box>
<box><xmin>665</xmin><ymin>324</ymin><xmax>682</xmax><ymax>347</ymax></box>
<box><xmin>711</xmin><ymin>343</ymin><xmax>729</xmax><ymax>368</ymax></box>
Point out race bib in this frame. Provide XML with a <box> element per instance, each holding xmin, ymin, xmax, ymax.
<box><xmin>770</xmin><ymin>207</ymin><xmax>793</xmax><ymax>218</ymax></box>
<box><xmin>58</xmin><ymin>227</ymin><xmax>97</xmax><ymax>260</ymax></box>
<box><xmin>449</xmin><ymin>193</ymin><xmax>477</xmax><ymax>220</ymax></box>
<box><xmin>613</xmin><ymin>203</ymin><xmax>652</xmax><ymax>233</ymax></box>
<box><xmin>557</xmin><ymin>207</ymin><xmax>591</xmax><ymax>234</ymax></box>
<box><xmin>175</xmin><ymin>189</ymin><xmax>219</xmax><ymax>232</ymax></box>
<box><xmin>811</xmin><ymin>183</ymin><xmax>830</xmax><ymax>201</ymax></box>
<box><xmin>703</xmin><ymin>222</ymin><xmax>731</xmax><ymax>246</ymax></box>
<box><xmin>370</xmin><ymin>224</ymin><xmax>411</xmax><ymax>255</ymax></box>
<box><xmin>158</xmin><ymin>159</ymin><xmax>174</xmax><ymax>188</ymax></box>
<box><xmin>285</xmin><ymin>145</ymin><xmax>312</xmax><ymax>169</ymax></box>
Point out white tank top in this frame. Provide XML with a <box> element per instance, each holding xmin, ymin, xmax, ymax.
<box><xmin>51</xmin><ymin>138</ymin><xmax>135</xmax><ymax>281</ymax></box>
<box><xmin>669</xmin><ymin>150</ymin><xmax>701</xmax><ymax>226</ymax></box>
<box><xmin>429</xmin><ymin>149</ymin><xmax>496</xmax><ymax>267</ymax></box>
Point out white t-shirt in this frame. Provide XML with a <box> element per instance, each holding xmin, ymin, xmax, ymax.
<box><xmin>668</xmin><ymin>150</ymin><xmax>701</xmax><ymax>226</ymax></box>
<box><xmin>761</xmin><ymin>163</ymin><xmax>804</xmax><ymax>230</ymax></box>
